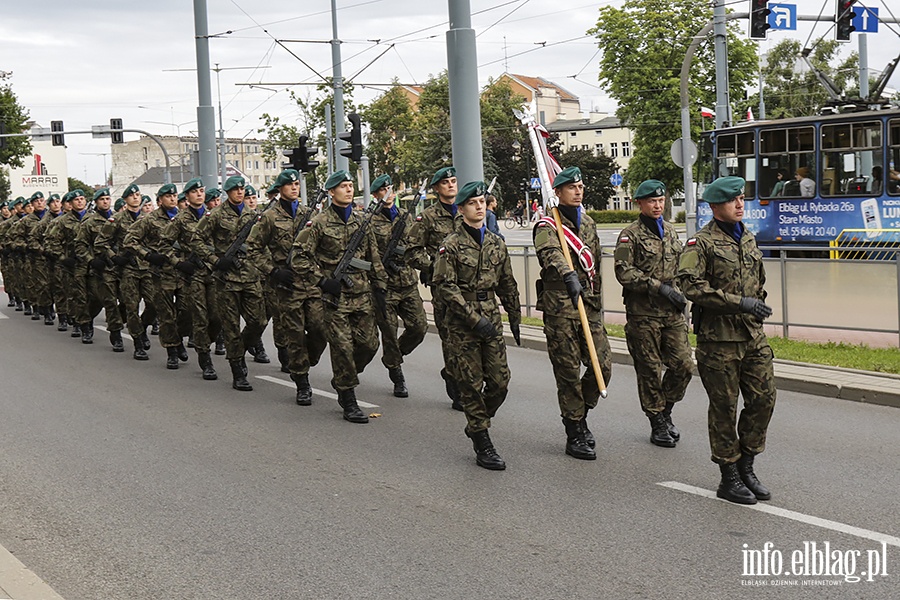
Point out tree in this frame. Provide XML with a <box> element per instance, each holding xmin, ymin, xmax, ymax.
<box><xmin>0</xmin><ymin>167</ymin><xmax>10</xmax><ymax>202</ymax></box>
<box><xmin>588</xmin><ymin>0</ymin><xmax>757</xmax><ymax>195</ymax></box>
<box><xmin>555</xmin><ymin>147</ymin><xmax>619</xmax><ymax>210</ymax></box>
<box><xmin>0</xmin><ymin>72</ymin><xmax>33</xmax><ymax>169</ymax></box>
<box><xmin>479</xmin><ymin>78</ymin><xmax>529</xmax><ymax>213</ymax></box>
<box><xmin>360</xmin><ymin>80</ymin><xmax>416</xmax><ymax>187</ymax></box>
<box><xmin>68</xmin><ymin>177</ymin><xmax>93</xmax><ymax>193</ymax></box>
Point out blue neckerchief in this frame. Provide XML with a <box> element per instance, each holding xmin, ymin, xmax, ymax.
<box><xmin>440</xmin><ymin>201</ymin><xmax>458</xmax><ymax>217</ymax></box>
<box><xmin>97</xmin><ymin>209</ymin><xmax>112</xmax><ymax>220</ymax></box>
<box><xmin>35</xmin><ymin>209</ymin><xmax>47</xmax><ymax>219</ymax></box>
<box><xmin>190</xmin><ymin>205</ymin><xmax>206</xmax><ymax>219</ymax></box>
<box><xmin>715</xmin><ymin>219</ymin><xmax>744</xmax><ymax>243</ymax></box>
<box><xmin>165</xmin><ymin>206</ymin><xmax>178</xmax><ymax>220</ymax></box>
<box><xmin>558</xmin><ymin>204</ymin><xmax>581</xmax><ymax>230</ymax></box>
<box><xmin>229</xmin><ymin>201</ymin><xmax>244</xmax><ymax>216</ymax></box>
<box><xmin>75</xmin><ymin>209</ymin><xmax>88</xmax><ymax>221</ymax></box>
<box><xmin>382</xmin><ymin>206</ymin><xmax>399</xmax><ymax>222</ymax></box>
<box><xmin>127</xmin><ymin>209</ymin><xmax>140</xmax><ymax>222</ymax></box>
<box><xmin>463</xmin><ymin>222</ymin><xmax>486</xmax><ymax>246</ymax></box>
<box><xmin>280</xmin><ymin>199</ymin><xmax>298</xmax><ymax>219</ymax></box>
<box><xmin>330</xmin><ymin>202</ymin><xmax>353</xmax><ymax>223</ymax></box>
<box><xmin>639</xmin><ymin>213</ymin><xmax>664</xmax><ymax>240</ymax></box>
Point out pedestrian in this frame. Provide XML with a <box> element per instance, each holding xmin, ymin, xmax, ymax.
<box><xmin>432</xmin><ymin>180</ymin><xmax>521</xmax><ymax>470</ymax></box>
<box><xmin>677</xmin><ymin>176</ymin><xmax>776</xmax><ymax>505</ymax></box>
<box><xmin>484</xmin><ymin>192</ymin><xmax>504</xmax><ymax>240</ymax></box>
<box><xmin>614</xmin><ymin>179</ymin><xmax>693</xmax><ymax>447</ymax></box>
<box><xmin>534</xmin><ymin>166</ymin><xmax>612</xmax><ymax>460</ymax></box>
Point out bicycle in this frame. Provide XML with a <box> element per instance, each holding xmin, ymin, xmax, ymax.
<box><xmin>503</xmin><ymin>214</ymin><xmax>528</xmax><ymax>229</ymax></box>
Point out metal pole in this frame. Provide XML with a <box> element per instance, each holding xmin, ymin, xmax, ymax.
<box><xmin>447</xmin><ymin>0</ymin><xmax>484</xmax><ymax>185</ymax></box>
<box><xmin>215</xmin><ymin>65</ymin><xmax>227</xmax><ymax>185</ymax></box>
<box><xmin>192</xmin><ymin>0</ymin><xmax>217</xmax><ymax>188</ymax></box>
<box><xmin>360</xmin><ymin>155</ymin><xmax>371</xmax><ymax>208</ymax></box>
<box><xmin>325</xmin><ymin>103</ymin><xmax>335</xmax><ymax>176</ymax></box>
<box><xmin>713</xmin><ymin>0</ymin><xmax>731</xmax><ymax>128</ymax></box>
<box><xmin>859</xmin><ymin>34</ymin><xmax>869</xmax><ymax>99</ymax></box>
<box><xmin>300</xmin><ymin>176</ymin><xmax>308</xmax><ymax>206</ymax></box>
<box><xmin>780</xmin><ymin>249</ymin><xmax>789</xmax><ymax>338</ymax></box>
<box><xmin>331</xmin><ymin>0</ymin><xmax>348</xmax><ymax>172</ymax></box>
<box><xmin>758</xmin><ymin>52</ymin><xmax>766</xmax><ymax>120</ymax></box>
<box><xmin>523</xmin><ymin>245</ymin><xmax>531</xmax><ymax>317</ymax></box>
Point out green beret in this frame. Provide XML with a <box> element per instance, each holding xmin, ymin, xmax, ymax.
<box><xmin>325</xmin><ymin>170</ymin><xmax>353</xmax><ymax>190</ymax></box>
<box><xmin>11</xmin><ymin>196</ymin><xmax>24</xmax><ymax>207</ymax></box>
<box><xmin>48</xmin><ymin>193</ymin><xmax>60</xmax><ymax>201</ymax></box>
<box><xmin>122</xmin><ymin>183</ymin><xmax>140</xmax><ymax>198</ymax></box>
<box><xmin>60</xmin><ymin>193</ymin><xmax>72</xmax><ymax>203</ymax></box>
<box><xmin>633</xmin><ymin>179</ymin><xmax>666</xmax><ymax>200</ymax></box>
<box><xmin>244</xmin><ymin>184</ymin><xmax>257</xmax><ymax>197</ymax></box>
<box><xmin>72</xmin><ymin>189</ymin><xmax>86</xmax><ymax>199</ymax></box>
<box><xmin>223</xmin><ymin>176</ymin><xmax>245</xmax><ymax>192</ymax></box>
<box><xmin>114</xmin><ymin>198</ymin><xmax>125</xmax><ymax>211</ymax></box>
<box><xmin>552</xmin><ymin>166</ymin><xmax>582</xmax><ymax>188</ymax></box>
<box><xmin>22</xmin><ymin>196</ymin><xmax>32</xmax><ymax>206</ymax></box>
<box><xmin>177</xmin><ymin>192</ymin><xmax>185</xmax><ymax>202</ymax></box>
<box><xmin>204</xmin><ymin>188</ymin><xmax>221</xmax><ymax>202</ymax></box>
<box><xmin>454</xmin><ymin>180</ymin><xmax>487</xmax><ymax>206</ymax></box>
<box><xmin>141</xmin><ymin>195</ymin><xmax>152</xmax><ymax>206</ymax></box>
<box><xmin>274</xmin><ymin>169</ymin><xmax>300</xmax><ymax>187</ymax></box>
<box><xmin>370</xmin><ymin>174</ymin><xmax>392</xmax><ymax>193</ymax></box>
<box><xmin>703</xmin><ymin>176</ymin><xmax>746</xmax><ymax>204</ymax></box>
<box><xmin>430</xmin><ymin>166</ymin><xmax>456</xmax><ymax>187</ymax></box>
<box><xmin>30</xmin><ymin>191</ymin><xmax>45</xmax><ymax>201</ymax></box>
<box><xmin>157</xmin><ymin>183</ymin><xmax>177</xmax><ymax>197</ymax></box>
<box><xmin>92</xmin><ymin>187</ymin><xmax>111</xmax><ymax>201</ymax></box>
<box><xmin>266</xmin><ymin>182</ymin><xmax>279</xmax><ymax>195</ymax></box>
<box><xmin>183</xmin><ymin>178</ymin><xmax>204</xmax><ymax>193</ymax></box>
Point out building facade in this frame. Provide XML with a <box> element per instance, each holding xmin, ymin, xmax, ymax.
<box><xmin>7</xmin><ymin>122</ymin><xmax>69</xmax><ymax>199</ymax></box>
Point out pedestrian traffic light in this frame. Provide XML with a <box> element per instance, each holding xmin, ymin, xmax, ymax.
<box><xmin>836</xmin><ymin>0</ymin><xmax>857</xmax><ymax>42</ymax></box>
<box><xmin>749</xmin><ymin>0</ymin><xmax>771</xmax><ymax>40</ymax></box>
<box><xmin>338</xmin><ymin>113</ymin><xmax>363</xmax><ymax>163</ymax></box>
<box><xmin>50</xmin><ymin>120</ymin><xmax>65</xmax><ymax>147</ymax></box>
<box><xmin>297</xmin><ymin>135</ymin><xmax>319</xmax><ymax>173</ymax></box>
<box><xmin>110</xmin><ymin>118</ymin><xmax>124</xmax><ymax>144</ymax></box>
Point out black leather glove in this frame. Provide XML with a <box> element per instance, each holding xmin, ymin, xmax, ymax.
<box><xmin>176</xmin><ymin>261</ymin><xmax>197</xmax><ymax>276</ymax></box>
<box><xmin>270</xmin><ymin>268</ymin><xmax>294</xmax><ymax>286</ymax></box>
<box><xmin>419</xmin><ymin>265</ymin><xmax>433</xmax><ymax>287</ymax></box>
<box><xmin>214</xmin><ymin>256</ymin><xmax>236</xmax><ymax>272</ymax></box>
<box><xmin>658</xmin><ymin>283</ymin><xmax>687</xmax><ymax>311</ymax></box>
<box><xmin>111</xmin><ymin>255</ymin><xmax>130</xmax><ymax>267</ymax></box>
<box><xmin>60</xmin><ymin>257</ymin><xmax>77</xmax><ymax>269</ymax></box>
<box><xmin>739</xmin><ymin>297</ymin><xmax>773</xmax><ymax>320</ymax></box>
<box><xmin>509</xmin><ymin>319</ymin><xmax>521</xmax><ymax>346</ymax></box>
<box><xmin>473</xmin><ymin>315</ymin><xmax>499</xmax><ymax>340</ymax></box>
<box><xmin>89</xmin><ymin>257</ymin><xmax>107</xmax><ymax>273</ymax></box>
<box><xmin>373</xmin><ymin>287</ymin><xmax>388</xmax><ymax>320</ymax></box>
<box><xmin>146</xmin><ymin>252</ymin><xmax>168</xmax><ymax>267</ymax></box>
<box><xmin>318</xmin><ymin>277</ymin><xmax>342</xmax><ymax>298</ymax></box>
<box><xmin>562</xmin><ymin>270</ymin><xmax>584</xmax><ymax>309</ymax></box>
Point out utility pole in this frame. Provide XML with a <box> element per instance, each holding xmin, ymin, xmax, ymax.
<box><xmin>325</xmin><ymin>103</ymin><xmax>335</xmax><ymax>176</ymax></box>
<box><xmin>758</xmin><ymin>52</ymin><xmax>766</xmax><ymax>120</ymax></box>
<box><xmin>192</xmin><ymin>0</ymin><xmax>218</xmax><ymax>189</ymax></box>
<box><xmin>713</xmin><ymin>0</ymin><xmax>732</xmax><ymax>128</ymax></box>
<box><xmin>215</xmin><ymin>64</ymin><xmax>228</xmax><ymax>185</ymax></box>
<box><xmin>331</xmin><ymin>0</ymin><xmax>348</xmax><ymax>172</ymax></box>
<box><xmin>447</xmin><ymin>0</ymin><xmax>484</xmax><ymax>186</ymax></box>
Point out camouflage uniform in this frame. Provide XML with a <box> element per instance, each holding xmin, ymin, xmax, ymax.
<box><xmin>291</xmin><ymin>205</ymin><xmax>387</xmax><ymax>392</ymax></box>
<box><xmin>45</xmin><ymin>209</ymin><xmax>91</xmax><ymax>328</ymax></box>
<box><xmin>6</xmin><ymin>216</ymin><xmax>31</xmax><ymax>307</ymax></box>
<box><xmin>432</xmin><ymin>228</ymin><xmax>520</xmax><ymax>433</ymax></box>
<box><xmin>17</xmin><ymin>209</ymin><xmax>52</xmax><ymax>316</ymax></box>
<box><xmin>371</xmin><ymin>206</ymin><xmax>427</xmax><ymax>370</ymax></box>
<box><xmin>30</xmin><ymin>211</ymin><xmax>62</xmax><ymax>318</ymax></box>
<box><xmin>614</xmin><ymin>217</ymin><xmax>693</xmax><ymax>416</ymax></box>
<box><xmin>41</xmin><ymin>213</ymin><xmax>68</xmax><ymax>321</ymax></box>
<box><xmin>74</xmin><ymin>209</ymin><xmax>124</xmax><ymax>332</ymax></box>
<box><xmin>676</xmin><ymin>220</ymin><xmax>776</xmax><ymax>465</ymax></box>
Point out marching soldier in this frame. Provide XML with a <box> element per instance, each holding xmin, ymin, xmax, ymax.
<box><xmin>45</xmin><ymin>190</ymin><xmax>92</xmax><ymax>342</ymax></box>
<box><xmin>432</xmin><ymin>181</ymin><xmax>521</xmax><ymax>470</ymax></box>
<box><xmin>18</xmin><ymin>192</ymin><xmax>51</xmax><ymax>322</ymax></box>
<box><xmin>45</xmin><ymin>194</ymin><xmax>72</xmax><ymax>330</ymax></box>
<box><xmin>614</xmin><ymin>180</ymin><xmax>693</xmax><ymax>447</ymax></box>
<box><xmin>407</xmin><ymin>166</ymin><xmax>463</xmax><ymax>409</ymax></box>
<box><xmin>370</xmin><ymin>174</ymin><xmax>427</xmax><ymax>398</ymax></box>
<box><xmin>291</xmin><ymin>170</ymin><xmax>387</xmax><ymax>423</ymax></box>
<box><xmin>247</xmin><ymin>168</ymin><xmax>327</xmax><ymax>405</ymax></box>
<box><xmin>194</xmin><ymin>175</ymin><xmax>267</xmax><ymax>391</ymax></box>
<box><xmin>534</xmin><ymin>166</ymin><xmax>612</xmax><ymax>461</ymax></box>
<box><xmin>32</xmin><ymin>193</ymin><xmax>63</xmax><ymax>326</ymax></box>
<box><xmin>7</xmin><ymin>195</ymin><xmax>35</xmax><ymax>316</ymax></box>
<box><xmin>677</xmin><ymin>176</ymin><xmax>776</xmax><ymax>505</ymax></box>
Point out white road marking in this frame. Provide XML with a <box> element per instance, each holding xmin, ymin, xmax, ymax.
<box><xmin>255</xmin><ymin>375</ymin><xmax>380</xmax><ymax>408</ymax></box>
<box><xmin>94</xmin><ymin>324</ymin><xmax>133</xmax><ymax>340</ymax></box>
<box><xmin>658</xmin><ymin>481</ymin><xmax>900</xmax><ymax>548</ymax></box>
<box><xmin>0</xmin><ymin>312</ymin><xmax>8</xmax><ymax>319</ymax></box>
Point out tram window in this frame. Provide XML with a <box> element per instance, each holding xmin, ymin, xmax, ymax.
<box><xmin>758</xmin><ymin>126</ymin><xmax>815</xmax><ymax>198</ymax></box>
<box><xmin>821</xmin><ymin>121</ymin><xmax>882</xmax><ymax>197</ymax></box>
<box><xmin>715</xmin><ymin>132</ymin><xmax>756</xmax><ymax>197</ymax></box>
<box><xmin>888</xmin><ymin>119</ymin><xmax>900</xmax><ymax>195</ymax></box>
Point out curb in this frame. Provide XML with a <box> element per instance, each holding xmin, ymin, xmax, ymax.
<box><xmin>0</xmin><ymin>541</ymin><xmax>65</xmax><ymax>600</ymax></box>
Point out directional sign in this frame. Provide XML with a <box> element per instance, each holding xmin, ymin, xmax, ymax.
<box><xmin>853</xmin><ymin>7</ymin><xmax>879</xmax><ymax>33</ymax></box>
<box><xmin>609</xmin><ymin>173</ymin><xmax>623</xmax><ymax>187</ymax></box>
<box><xmin>530</xmin><ymin>177</ymin><xmax>541</xmax><ymax>190</ymax></box>
<box><xmin>768</xmin><ymin>4</ymin><xmax>797</xmax><ymax>31</ymax></box>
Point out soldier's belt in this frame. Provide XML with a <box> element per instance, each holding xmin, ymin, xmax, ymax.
<box><xmin>462</xmin><ymin>290</ymin><xmax>495</xmax><ymax>301</ymax></box>
<box><xmin>348</xmin><ymin>257</ymin><xmax>372</xmax><ymax>271</ymax></box>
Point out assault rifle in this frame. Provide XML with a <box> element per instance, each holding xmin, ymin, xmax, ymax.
<box><xmin>321</xmin><ymin>196</ymin><xmax>386</xmax><ymax>308</ymax></box>
<box><xmin>217</xmin><ymin>198</ymin><xmax>278</xmax><ymax>271</ymax></box>
<box><xmin>381</xmin><ymin>210</ymin><xmax>409</xmax><ymax>276</ymax></box>
<box><xmin>277</xmin><ymin>188</ymin><xmax>327</xmax><ymax>290</ymax></box>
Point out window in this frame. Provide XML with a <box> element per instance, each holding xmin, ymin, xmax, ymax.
<box><xmin>732</xmin><ymin>128</ymin><xmax>801</xmax><ymax>199</ymax></box>
<box><xmin>570</xmin><ymin>132</ymin><xmax>577</xmax><ymax>137</ymax></box>
<box><xmin>581</xmin><ymin>145</ymin><xmax>589</xmax><ymax>151</ymax></box>
<box><xmin>820</xmin><ymin>121</ymin><xmax>882</xmax><ymax>196</ymax></box>
<box><xmin>889</xmin><ymin>119</ymin><xmax>900</xmax><ymax>196</ymax></box>
<box><xmin>142</xmin><ymin>147</ymin><xmax>148</xmax><ymax>160</ymax></box>
<box><xmin>622</xmin><ymin>141</ymin><xmax>630</xmax><ymax>157</ymax></box>
<box><xmin>595</xmin><ymin>143</ymin><xmax>604</xmax><ymax>155</ymax></box>
<box><xmin>595</xmin><ymin>130</ymin><xmax>603</xmax><ymax>136</ymax></box>
<box><xmin>247</xmin><ymin>160</ymin><xmax>252</xmax><ymax>170</ymax></box>
<box><xmin>255</xmin><ymin>161</ymin><xmax>260</xmax><ymax>170</ymax></box>
<box><xmin>610</xmin><ymin>142</ymin><xmax>618</xmax><ymax>158</ymax></box>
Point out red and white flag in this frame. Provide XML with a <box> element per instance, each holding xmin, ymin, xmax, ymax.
<box><xmin>747</xmin><ymin>107</ymin><xmax>755</xmax><ymax>122</ymax></box>
<box><xmin>536</xmin><ymin>123</ymin><xmax>562</xmax><ymax>181</ymax></box>
<box><xmin>700</xmin><ymin>106</ymin><xmax>715</xmax><ymax>119</ymax></box>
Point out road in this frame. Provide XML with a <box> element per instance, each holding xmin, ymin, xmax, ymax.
<box><xmin>0</xmin><ymin>304</ymin><xmax>898</xmax><ymax>599</ymax></box>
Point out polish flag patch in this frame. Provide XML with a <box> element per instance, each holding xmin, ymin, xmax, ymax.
<box><xmin>619</xmin><ymin>235</ymin><xmax>630</xmax><ymax>243</ymax></box>
<box><xmin>686</xmin><ymin>238</ymin><xmax>697</xmax><ymax>246</ymax></box>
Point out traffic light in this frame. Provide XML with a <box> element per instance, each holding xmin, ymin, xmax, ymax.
<box><xmin>749</xmin><ymin>0</ymin><xmax>771</xmax><ymax>40</ymax></box>
<box><xmin>297</xmin><ymin>135</ymin><xmax>319</xmax><ymax>173</ymax></box>
<box><xmin>338</xmin><ymin>113</ymin><xmax>363</xmax><ymax>163</ymax></box>
<box><xmin>110</xmin><ymin>118</ymin><xmax>124</xmax><ymax>144</ymax></box>
<box><xmin>836</xmin><ymin>0</ymin><xmax>857</xmax><ymax>42</ymax></box>
<box><xmin>50</xmin><ymin>120</ymin><xmax>65</xmax><ymax>147</ymax></box>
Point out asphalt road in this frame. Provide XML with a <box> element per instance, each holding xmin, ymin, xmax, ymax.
<box><xmin>0</xmin><ymin>304</ymin><xmax>898</xmax><ymax>599</ymax></box>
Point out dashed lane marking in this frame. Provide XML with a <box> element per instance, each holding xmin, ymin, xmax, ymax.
<box><xmin>255</xmin><ymin>375</ymin><xmax>380</xmax><ymax>408</ymax></box>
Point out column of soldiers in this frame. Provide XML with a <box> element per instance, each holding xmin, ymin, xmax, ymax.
<box><xmin>0</xmin><ymin>167</ymin><xmax>775</xmax><ymax>499</ymax></box>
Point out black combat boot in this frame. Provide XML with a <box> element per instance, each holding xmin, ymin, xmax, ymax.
<box><xmin>71</xmin><ymin>323</ymin><xmax>82</xmax><ymax>338</ymax></box>
<box><xmin>109</xmin><ymin>330</ymin><xmax>124</xmax><ymax>352</ymax></box>
<box><xmin>582</xmin><ymin>415</ymin><xmax>596</xmax><ymax>449</ymax></box>
<box><xmin>214</xmin><ymin>332</ymin><xmax>226</xmax><ymax>356</ymax></box>
<box><xmin>23</xmin><ymin>302</ymin><xmax>32</xmax><ymax>316</ymax></box>
<box><xmin>717</xmin><ymin>463</ymin><xmax>758</xmax><ymax>505</ymax></box>
<box><xmin>198</xmin><ymin>352</ymin><xmax>217</xmax><ymax>380</ymax></box>
<box><xmin>14</xmin><ymin>298</ymin><xmax>23</xmax><ymax>311</ymax></box>
<box><xmin>239</xmin><ymin>357</ymin><xmax>249</xmax><ymax>377</ymax></box>
<box><xmin>133</xmin><ymin>338</ymin><xmax>149</xmax><ymax>361</ymax></box>
<box><xmin>150</xmin><ymin>319</ymin><xmax>160</xmax><ymax>335</ymax></box>
<box><xmin>140</xmin><ymin>330</ymin><xmax>151</xmax><ymax>350</ymax></box>
<box><xmin>57</xmin><ymin>314</ymin><xmax>68</xmax><ymax>331</ymax></box>
<box><xmin>736</xmin><ymin>453</ymin><xmax>771</xmax><ymax>501</ymax></box>
<box><xmin>291</xmin><ymin>373</ymin><xmax>313</xmax><ymax>406</ymax></box>
<box><xmin>175</xmin><ymin>343</ymin><xmax>189</xmax><ymax>362</ymax></box>
<box><xmin>31</xmin><ymin>305</ymin><xmax>41</xmax><ymax>320</ymax></box>
<box><xmin>663</xmin><ymin>402</ymin><xmax>680</xmax><ymax>441</ymax></box>
<box><xmin>166</xmin><ymin>346</ymin><xmax>180</xmax><ymax>369</ymax></box>
<box><xmin>81</xmin><ymin>322</ymin><xmax>94</xmax><ymax>344</ymax></box>
<box><xmin>43</xmin><ymin>307</ymin><xmax>55</xmax><ymax>326</ymax></box>
<box><xmin>186</xmin><ymin>336</ymin><xmax>195</xmax><ymax>349</ymax></box>
<box><xmin>388</xmin><ymin>366</ymin><xmax>409</xmax><ymax>398</ymax></box>
<box><xmin>277</xmin><ymin>346</ymin><xmax>290</xmax><ymax>373</ymax></box>
<box><xmin>249</xmin><ymin>341</ymin><xmax>270</xmax><ymax>364</ymax></box>
<box><xmin>337</xmin><ymin>388</ymin><xmax>368</xmax><ymax>423</ymax></box>
<box><xmin>648</xmin><ymin>412</ymin><xmax>676</xmax><ymax>447</ymax></box>
<box><xmin>230</xmin><ymin>359</ymin><xmax>253</xmax><ymax>391</ymax></box>
<box><xmin>6</xmin><ymin>295</ymin><xmax>13</xmax><ymax>307</ymax></box>
<box><xmin>562</xmin><ymin>417</ymin><xmax>596</xmax><ymax>460</ymax></box>
<box><xmin>466</xmin><ymin>428</ymin><xmax>506</xmax><ymax>470</ymax></box>
<box><xmin>441</xmin><ymin>368</ymin><xmax>462</xmax><ymax>411</ymax></box>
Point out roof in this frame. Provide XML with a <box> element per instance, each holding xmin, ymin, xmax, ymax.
<box><xmin>503</xmin><ymin>73</ymin><xmax>579</xmax><ymax>102</ymax></box>
<box><xmin>545</xmin><ymin>116</ymin><xmax>623</xmax><ymax>132</ymax></box>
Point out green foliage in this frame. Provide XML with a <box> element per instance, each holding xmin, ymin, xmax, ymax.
<box><xmin>361</xmin><ymin>81</ymin><xmax>416</xmax><ymax>185</ymax></box>
<box><xmin>0</xmin><ymin>167</ymin><xmax>10</xmax><ymax>202</ymax></box>
<box><xmin>478</xmin><ymin>78</ymin><xmax>529</xmax><ymax>212</ymax></box>
<box><xmin>68</xmin><ymin>176</ymin><xmax>93</xmax><ymax>193</ymax></box>
<box><xmin>0</xmin><ymin>72</ymin><xmax>33</xmax><ymax>169</ymax></box>
<box><xmin>586</xmin><ymin>209</ymin><xmax>639</xmax><ymax>223</ymax></box>
<box><xmin>588</xmin><ymin>0</ymin><xmax>757</xmax><ymax>195</ymax></box>
<box><xmin>674</xmin><ymin>210</ymin><xmax>686</xmax><ymax>223</ymax></box>
<box><xmin>556</xmin><ymin>147</ymin><xmax>618</xmax><ymax>210</ymax></box>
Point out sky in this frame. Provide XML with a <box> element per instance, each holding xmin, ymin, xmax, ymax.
<box><xmin>2</xmin><ymin>0</ymin><xmax>899</xmax><ymax>186</ymax></box>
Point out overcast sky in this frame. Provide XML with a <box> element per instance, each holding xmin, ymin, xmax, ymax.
<box><xmin>2</xmin><ymin>0</ymin><xmax>898</xmax><ymax>185</ymax></box>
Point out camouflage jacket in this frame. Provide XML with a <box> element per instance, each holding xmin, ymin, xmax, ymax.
<box><xmin>614</xmin><ymin>218</ymin><xmax>685</xmax><ymax>317</ymax></box>
<box><xmin>30</xmin><ymin>211</ymin><xmax>61</xmax><ymax>256</ymax></box>
<box><xmin>406</xmin><ymin>201</ymin><xmax>461</xmax><ymax>281</ymax></box>
<box><xmin>0</xmin><ymin>216</ymin><xmax>18</xmax><ymax>251</ymax></box>
<box><xmin>432</xmin><ymin>228</ymin><xmax>520</xmax><ymax>330</ymax></box>
<box><xmin>160</xmin><ymin>206</ymin><xmax>210</xmax><ymax>279</ymax></box>
<box><xmin>193</xmin><ymin>201</ymin><xmax>262</xmax><ymax>283</ymax></box>
<box><xmin>94</xmin><ymin>209</ymin><xmax>143</xmax><ymax>271</ymax></box>
<box><xmin>676</xmin><ymin>220</ymin><xmax>767</xmax><ymax>342</ymax></box>
<box><xmin>371</xmin><ymin>207</ymin><xmax>418</xmax><ymax>289</ymax></box>
<box><xmin>74</xmin><ymin>210</ymin><xmax>116</xmax><ymax>268</ymax></box>
<box><xmin>291</xmin><ymin>205</ymin><xmax>386</xmax><ymax>295</ymax></box>
<box><xmin>534</xmin><ymin>209</ymin><xmax>603</xmax><ymax>320</ymax></box>
<box><xmin>124</xmin><ymin>207</ymin><xmax>179</xmax><ymax>274</ymax></box>
<box><xmin>14</xmin><ymin>210</ymin><xmax>48</xmax><ymax>255</ymax></box>
<box><xmin>45</xmin><ymin>210</ymin><xmax>88</xmax><ymax>264</ymax></box>
<box><xmin>247</xmin><ymin>201</ymin><xmax>309</xmax><ymax>276</ymax></box>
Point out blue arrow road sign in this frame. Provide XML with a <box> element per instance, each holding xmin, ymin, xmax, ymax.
<box><xmin>609</xmin><ymin>173</ymin><xmax>623</xmax><ymax>187</ymax></box>
<box><xmin>530</xmin><ymin>177</ymin><xmax>541</xmax><ymax>190</ymax></box>
<box><xmin>768</xmin><ymin>4</ymin><xmax>797</xmax><ymax>31</ymax></box>
<box><xmin>853</xmin><ymin>7</ymin><xmax>879</xmax><ymax>33</ymax></box>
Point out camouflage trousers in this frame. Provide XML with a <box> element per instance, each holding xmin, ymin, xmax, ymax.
<box><xmin>324</xmin><ymin>292</ymin><xmax>379</xmax><ymax>392</ymax></box>
<box><xmin>49</xmin><ymin>262</ymin><xmax>66</xmax><ymax>315</ymax></box>
<box><xmin>26</xmin><ymin>255</ymin><xmax>51</xmax><ymax>308</ymax></box>
<box><xmin>148</xmin><ymin>272</ymin><xmax>185</xmax><ymax>347</ymax></box>
<box><xmin>695</xmin><ymin>335</ymin><xmax>776</xmax><ymax>465</ymax></box>
<box><xmin>543</xmin><ymin>313</ymin><xmax>613</xmax><ymax>421</ymax></box>
<box><xmin>376</xmin><ymin>283</ymin><xmax>427</xmax><ymax>369</ymax></box>
<box><xmin>274</xmin><ymin>285</ymin><xmax>327</xmax><ymax>376</ymax></box>
<box><xmin>263</xmin><ymin>283</ymin><xmax>287</xmax><ymax>349</ymax></box>
<box><xmin>120</xmin><ymin>268</ymin><xmax>157</xmax><ymax>337</ymax></box>
<box><xmin>6</xmin><ymin>256</ymin><xmax>22</xmax><ymax>298</ymax></box>
<box><xmin>65</xmin><ymin>267</ymin><xmax>93</xmax><ymax>326</ymax></box>
<box><xmin>215</xmin><ymin>279</ymin><xmax>267</xmax><ymax>361</ymax></box>
<box><xmin>185</xmin><ymin>274</ymin><xmax>221</xmax><ymax>353</ymax></box>
<box><xmin>86</xmin><ymin>272</ymin><xmax>124</xmax><ymax>331</ymax></box>
<box><xmin>624</xmin><ymin>313</ymin><xmax>693</xmax><ymax>415</ymax></box>
<box><xmin>446</xmin><ymin>319</ymin><xmax>510</xmax><ymax>433</ymax></box>
<box><xmin>432</xmin><ymin>291</ymin><xmax>457</xmax><ymax>380</ymax></box>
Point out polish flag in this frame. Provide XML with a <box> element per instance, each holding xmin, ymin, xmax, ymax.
<box><xmin>700</xmin><ymin>106</ymin><xmax>715</xmax><ymax>119</ymax></box>
<box><xmin>747</xmin><ymin>107</ymin><xmax>755</xmax><ymax>122</ymax></box>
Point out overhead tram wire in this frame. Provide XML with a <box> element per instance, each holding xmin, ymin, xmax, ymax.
<box><xmin>478</xmin><ymin>35</ymin><xmax>593</xmax><ymax>68</ymax></box>
<box><xmin>209</xmin><ymin>0</ymin><xmax>385</xmax><ymax>37</ymax></box>
<box><xmin>477</xmin><ymin>0</ymin><xmax>531</xmax><ymax>38</ymax></box>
